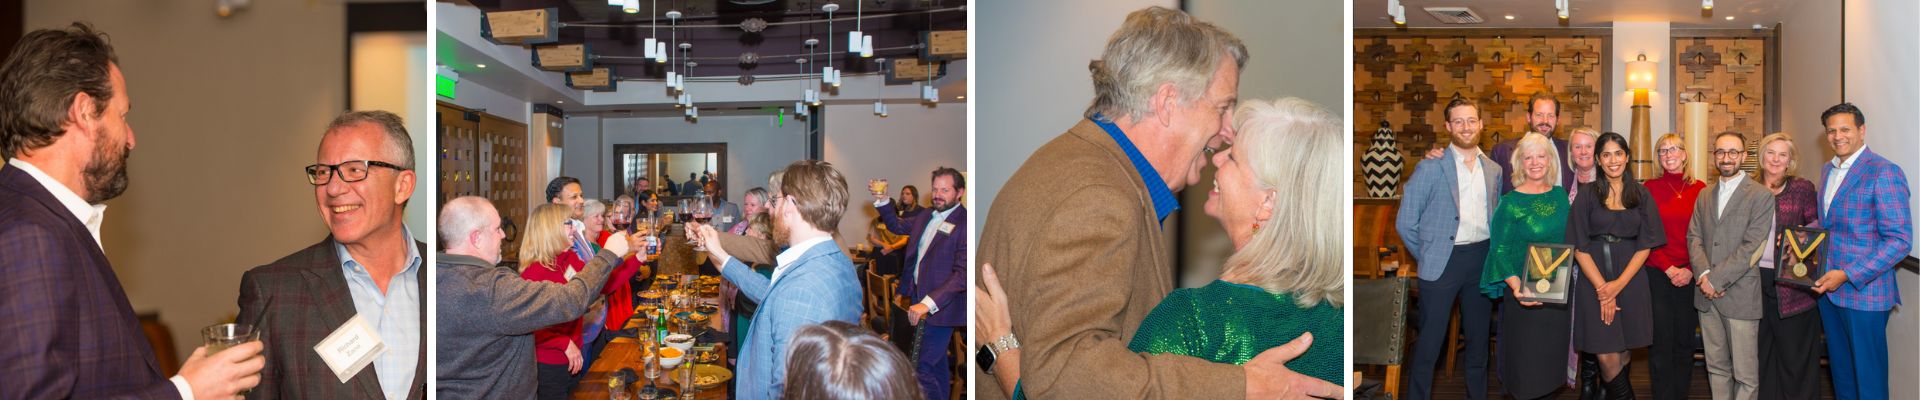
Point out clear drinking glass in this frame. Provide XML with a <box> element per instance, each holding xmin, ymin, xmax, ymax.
<box><xmin>202</xmin><ymin>323</ymin><xmax>259</xmax><ymax>355</ymax></box>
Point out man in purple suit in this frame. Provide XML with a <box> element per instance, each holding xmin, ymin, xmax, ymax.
<box><xmin>872</xmin><ymin>167</ymin><xmax>968</xmax><ymax>400</ymax></box>
<box><xmin>0</xmin><ymin>22</ymin><xmax>263</xmax><ymax>399</ymax></box>
<box><xmin>1810</xmin><ymin>103</ymin><xmax>1911</xmax><ymax>400</ymax></box>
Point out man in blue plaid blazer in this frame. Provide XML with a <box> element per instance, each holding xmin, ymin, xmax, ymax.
<box><xmin>1810</xmin><ymin>103</ymin><xmax>1912</xmax><ymax>400</ymax></box>
<box><xmin>0</xmin><ymin>22</ymin><xmax>262</xmax><ymax>399</ymax></box>
<box><xmin>696</xmin><ymin>160</ymin><xmax>864</xmax><ymax>400</ymax></box>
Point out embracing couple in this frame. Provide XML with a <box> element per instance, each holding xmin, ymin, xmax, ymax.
<box><xmin>974</xmin><ymin>6</ymin><xmax>1345</xmax><ymax>400</ymax></box>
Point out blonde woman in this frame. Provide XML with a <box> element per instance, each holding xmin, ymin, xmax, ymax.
<box><xmin>520</xmin><ymin>204</ymin><xmax>642</xmax><ymax>399</ymax></box>
<box><xmin>1752</xmin><ymin>133</ymin><xmax>1824</xmax><ymax>400</ymax></box>
<box><xmin>1642</xmin><ymin>133</ymin><xmax>1707</xmax><ymax>398</ymax></box>
<box><xmin>977</xmin><ymin>98</ymin><xmax>1346</xmax><ymax>398</ymax></box>
<box><xmin>1478</xmin><ymin>133</ymin><xmax>1573</xmax><ymax>399</ymax></box>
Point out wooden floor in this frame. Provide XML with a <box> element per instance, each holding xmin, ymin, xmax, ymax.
<box><xmin>1412</xmin><ymin>348</ymin><xmax>1837</xmax><ymax>399</ymax></box>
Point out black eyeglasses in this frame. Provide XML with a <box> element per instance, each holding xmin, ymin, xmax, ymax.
<box><xmin>305</xmin><ymin>160</ymin><xmax>409</xmax><ymax>185</ymax></box>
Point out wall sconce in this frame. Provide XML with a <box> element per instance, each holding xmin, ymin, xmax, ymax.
<box><xmin>1627</xmin><ymin>53</ymin><xmax>1657</xmax><ymax>179</ymax></box>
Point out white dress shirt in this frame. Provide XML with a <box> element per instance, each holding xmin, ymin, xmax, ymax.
<box><xmin>1822</xmin><ymin>147</ymin><xmax>1867</xmax><ymax>211</ymax></box>
<box><xmin>1452</xmin><ymin>146</ymin><xmax>1491</xmax><ymax>244</ymax></box>
<box><xmin>771</xmin><ymin>235</ymin><xmax>832</xmax><ymax>285</ymax></box>
<box><xmin>1717</xmin><ymin>171</ymin><xmax>1746</xmax><ymax>219</ymax></box>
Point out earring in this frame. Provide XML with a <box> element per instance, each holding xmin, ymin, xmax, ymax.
<box><xmin>1252</xmin><ymin>222</ymin><xmax>1261</xmax><ymax>234</ymax></box>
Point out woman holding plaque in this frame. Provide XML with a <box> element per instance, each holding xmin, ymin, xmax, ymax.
<box><xmin>1567</xmin><ymin>131</ymin><xmax>1665</xmax><ymax>398</ymax></box>
<box><xmin>1752</xmin><ymin>133</ymin><xmax>1825</xmax><ymax>400</ymax></box>
<box><xmin>1642</xmin><ymin>133</ymin><xmax>1706</xmax><ymax>398</ymax></box>
<box><xmin>1479</xmin><ymin>133</ymin><xmax>1573</xmax><ymax>400</ymax></box>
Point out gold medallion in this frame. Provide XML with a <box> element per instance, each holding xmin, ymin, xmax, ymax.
<box><xmin>1528</xmin><ymin>246</ymin><xmax>1572</xmax><ymax>294</ymax></box>
<box><xmin>1784</xmin><ymin>230</ymin><xmax>1826</xmax><ymax>280</ymax></box>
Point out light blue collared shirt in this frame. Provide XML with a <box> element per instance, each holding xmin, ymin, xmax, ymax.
<box><xmin>334</xmin><ymin>229</ymin><xmax>422</xmax><ymax>400</ymax></box>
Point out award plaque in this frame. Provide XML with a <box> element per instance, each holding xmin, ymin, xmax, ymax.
<box><xmin>1519</xmin><ymin>243</ymin><xmax>1574</xmax><ymax>304</ymax></box>
<box><xmin>1775</xmin><ymin>226</ymin><xmax>1828</xmax><ymax>287</ymax></box>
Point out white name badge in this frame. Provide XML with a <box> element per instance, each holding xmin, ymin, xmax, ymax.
<box><xmin>313</xmin><ymin>315</ymin><xmax>388</xmax><ymax>383</ymax></box>
<box><xmin>938</xmin><ymin>222</ymin><xmax>955</xmax><ymax>235</ymax></box>
<box><xmin>721</xmin><ymin>215</ymin><xmax>734</xmax><ymax>224</ymax></box>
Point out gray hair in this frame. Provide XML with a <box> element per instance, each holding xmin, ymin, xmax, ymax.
<box><xmin>1084</xmin><ymin>6</ymin><xmax>1248</xmax><ymax>122</ymax></box>
<box><xmin>1220</xmin><ymin>97</ymin><xmax>1342</xmax><ymax>307</ymax></box>
<box><xmin>326</xmin><ymin>110</ymin><xmax>414</xmax><ymax>170</ymax></box>
<box><xmin>584</xmin><ymin>199</ymin><xmax>607</xmax><ymax>221</ymax></box>
<box><xmin>744</xmin><ymin>187</ymin><xmax>769</xmax><ymax>207</ymax></box>
<box><xmin>438</xmin><ymin>196</ymin><xmax>495</xmax><ymax>249</ymax></box>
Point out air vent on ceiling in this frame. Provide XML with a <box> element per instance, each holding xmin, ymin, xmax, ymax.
<box><xmin>1423</xmin><ymin>7</ymin><xmax>1485</xmax><ymax>24</ymax></box>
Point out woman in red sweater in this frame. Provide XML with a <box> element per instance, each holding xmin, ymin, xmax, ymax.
<box><xmin>520</xmin><ymin>204</ymin><xmax>643</xmax><ymax>400</ymax></box>
<box><xmin>1643</xmin><ymin>133</ymin><xmax>1707</xmax><ymax>398</ymax></box>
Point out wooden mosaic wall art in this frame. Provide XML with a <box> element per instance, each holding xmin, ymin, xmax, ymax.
<box><xmin>1673</xmin><ymin>37</ymin><xmax>1769</xmax><ymax>172</ymax></box>
<box><xmin>1354</xmin><ymin>35</ymin><xmax>1607</xmax><ymax>196</ymax></box>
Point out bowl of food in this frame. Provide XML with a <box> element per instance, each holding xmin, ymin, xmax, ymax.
<box><xmin>694</xmin><ymin>302</ymin><xmax>721</xmax><ymax>316</ymax></box>
<box><xmin>663</xmin><ymin>333</ymin><xmax>696</xmax><ymax>353</ymax></box>
<box><xmin>670</xmin><ymin>364</ymin><xmax>733</xmax><ymax>390</ymax></box>
<box><xmin>657</xmin><ymin>346</ymin><xmax>685</xmax><ymax>369</ymax></box>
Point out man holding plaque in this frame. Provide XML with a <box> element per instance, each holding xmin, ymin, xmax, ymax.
<box><xmin>1686</xmin><ymin>131</ymin><xmax>1775</xmax><ymax>400</ymax></box>
<box><xmin>1397</xmin><ymin>97</ymin><xmax>1501</xmax><ymax>400</ymax></box>
<box><xmin>1811</xmin><ymin>103</ymin><xmax>1911</xmax><ymax>400</ymax></box>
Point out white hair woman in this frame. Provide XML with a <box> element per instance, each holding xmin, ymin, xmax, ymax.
<box><xmin>1478</xmin><ymin>132</ymin><xmax>1575</xmax><ymax>399</ymax></box>
<box><xmin>1752</xmin><ymin>132</ymin><xmax>1824</xmax><ymax>399</ymax></box>
<box><xmin>977</xmin><ymin>98</ymin><xmax>1346</xmax><ymax>399</ymax></box>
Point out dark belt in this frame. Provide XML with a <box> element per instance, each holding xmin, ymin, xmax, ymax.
<box><xmin>1590</xmin><ymin>234</ymin><xmax>1638</xmax><ymax>243</ymax></box>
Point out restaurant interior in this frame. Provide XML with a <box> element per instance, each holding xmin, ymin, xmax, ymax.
<box><xmin>1348</xmin><ymin>0</ymin><xmax>1919</xmax><ymax>398</ymax></box>
<box><xmin>437</xmin><ymin>0</ymin><xmax>966</xmax><ymax>397</ymax></box>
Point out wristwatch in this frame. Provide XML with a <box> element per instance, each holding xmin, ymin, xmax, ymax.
<box><xmin>976</xmin><ymin>333</ymin><xmax>1020</xmax><ymax>374</ymax></box>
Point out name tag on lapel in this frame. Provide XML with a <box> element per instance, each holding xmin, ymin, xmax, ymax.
<box><xmin>314</xmin><ymin>314</ymin><xmax>388</xmax><ymax>383</ymax></box>
<box><xmin>721</xmin><ymin>215</ymin><xmax>734</xmax><ymax>224</ymax></box>
<box><xmin>939</xmin><ymin>222</ymin><xmax>955</xmax><ymax>235</ymax></box>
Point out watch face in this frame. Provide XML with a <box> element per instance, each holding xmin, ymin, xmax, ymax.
<box><xmin>976</xmin><ymin>345</ymin><xmax>996</xmax><ymax>373</ymax></box>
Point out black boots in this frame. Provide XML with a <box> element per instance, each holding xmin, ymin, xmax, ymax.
<box><xmin>1603</xmin><ymin>362</ymin><xmax>1635</xmax><ymax>400</ymax></box>
<box><xmin>1579</xmin><ymin>355</ymin><xmax>1602</xmax><ymax>400</ymax></box>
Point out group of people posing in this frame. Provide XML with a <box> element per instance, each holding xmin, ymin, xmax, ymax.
<box><xmin>1398</xmin><ymin>92</ymin><xmax>1910</xmax><ymax>400</ymax></box>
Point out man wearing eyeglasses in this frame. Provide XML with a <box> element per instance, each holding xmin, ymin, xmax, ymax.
<box><xmin>236</xmin><ymin>110</ymin><xmax>426</xmax><ymax>400</ymax></box>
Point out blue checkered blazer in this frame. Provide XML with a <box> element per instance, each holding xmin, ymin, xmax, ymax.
<box><xmin>1818</xmin><ymin>148</ymin><xmax>1913</xmax><ymax>311</ymax></box>
<box><xmin>0</xmin><ymin>165</ymin><xmax>179</xmax><ymax>399</ymax></box>
<box><xmin>720</xmin><ymin>240</ymin><xmax>864</xmax><ymax>400</ymax></box>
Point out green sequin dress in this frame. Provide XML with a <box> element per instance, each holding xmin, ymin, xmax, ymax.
<box><xmin>1125</xmin><ymin>280</ymin><xmax>1344</xmax><ymax>384</ymax></box>
<box><xmin>1479</xmin><ymin>186</ymin><xmax>1574</xmax><ymax>399</ymax></box>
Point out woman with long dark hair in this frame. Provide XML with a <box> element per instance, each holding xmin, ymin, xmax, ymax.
<box><xmin>1566</xmin><ymin>131</ymin><xmax>1665</xmax><ymax>399</ymax></box>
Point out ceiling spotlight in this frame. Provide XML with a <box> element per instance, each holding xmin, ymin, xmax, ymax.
<box><xmin>623</xmin><ymin>0</ymin><xmax>638</xmax><ymax>14</ymax></box>
<box><xmin>1504</xmin><ymin>15</ymin><xmax>1516</xmax><ymax>20</ymax></box>
<box><xmin>1388</xmin><ymin>0</ymin><xmax>1406</xmax><ymax>25</ymax></box>
<box><xmin>216</xmin><ymin>0</ymin><xmax>250</xmax><ymax>18</ymax></box>
<box><xmin>1703</xmin><ymin>0</ymin><xmax>1714</xmax><ymax>11</ymax></box>
<box><xmin>1557</xmin><ymin>0</ymin><xmax>1570</xmax><ymax>19</ymax></box>
<box><xmin>1725</xmin><ymin>16</ymin><xmax>1735</xmax><ymax>20</ymax></box>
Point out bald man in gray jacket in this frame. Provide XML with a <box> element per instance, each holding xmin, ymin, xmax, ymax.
<box><xmin>435</xmin><ymin>196</ymin><xmax>642</xmax><ymax>399</ymax></box>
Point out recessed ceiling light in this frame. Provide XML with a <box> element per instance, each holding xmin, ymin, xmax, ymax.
<box><xmin>1504</xmin><ymin>15</ymin><xmax>1515</xmax><ymax>20</ymax></box>
<box><xmin>1724</xmin><ymin>16</ymin><xmax>1735</xmax><ymax>20</ymax></box>
<box><xmin>956</xmin><ymin>96</ymin><xmax>965</xmax><ymax>100</ymax></box>
<box><xmin>476</xmin><ymin>63</ymin><xmax>487</xmax><ymax>69</ymax></box>
<box><xmin>557</xmin><ymin>100</ymin><xmax>564</xmax><ymax>104</ymax></box>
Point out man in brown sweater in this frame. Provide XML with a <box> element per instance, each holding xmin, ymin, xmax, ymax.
<box><xmin>975</xmin><ymin>6</ymin><xmax>1341</xmax><ymax>400</ymax></box>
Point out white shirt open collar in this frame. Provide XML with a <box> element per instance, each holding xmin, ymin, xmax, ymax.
<box><xmin>7</xmin><ymin>158</ymin><xmax>107</xmax><ymax>248</ymax></box>
<box><xmin>771</xmin><ymin>235</ymin><xmax>832</xmax><ymax>284</ymax></box>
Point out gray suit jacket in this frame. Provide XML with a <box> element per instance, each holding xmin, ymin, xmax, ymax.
<box><xmin>1397</xmin><ymin>148</ymin><xmax>1503</xmax><ymax>281</ymax></box>
<box><xmin>1687</xmin><ymin>175</ymin><xmax>1776</xmax><ymax>320</ymax></box>
<box><xmin>434</xmin><ymin>250</ymin><xmax>620</xmax><ymax>399</ymax></box>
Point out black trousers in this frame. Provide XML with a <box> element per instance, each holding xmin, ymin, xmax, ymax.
<box><xmin>536</xmin><ymin>362</ymin><xmax>574</xmax><ymax>400</ymax></box>
<box><xmin>1407</xmin><ymin>241</ymin><xmax>1492</xmax><ymax>400</ymax></box>
<box><xmin>1646</xmin><ymin>270</ymin><xmax>1698</xmax><ymax>399</ymax></box>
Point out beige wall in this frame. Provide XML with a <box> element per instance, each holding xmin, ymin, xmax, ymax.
<box><xmin>24</xmin><ymin>0</ymin><xmax>364</xmax><ymax>357</ymax></box>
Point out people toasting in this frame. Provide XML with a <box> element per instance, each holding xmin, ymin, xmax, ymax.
<box><xmin>435</xmin><ymin>197</ymin><xmax>645</xmax><ymax>399</ymax></box>
<box><xmin>1397</xmin><ymin>97</ymin><xmax>1501</xmax><ymax>400</ymax></box>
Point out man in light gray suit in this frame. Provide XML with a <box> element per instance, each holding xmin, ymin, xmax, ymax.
<box><xmin>1687</xmin><ymin>131</ymin><xmax>1775</xmax><ymax>400</ymax></box>
<box><xmin>434</xmin><ymin>196</ymin><xmax>641</xmax><ymax>399</ymax></box>
<box><xmin>1396</xmin><ymin>97</ymin><xmax>1503</xmax><ymax>400</ymax></box>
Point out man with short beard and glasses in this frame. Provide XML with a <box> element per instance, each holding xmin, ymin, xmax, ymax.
<box><xmin>0</xmin><ymin>22</ymin><xmax>264</xmax><ymax>399</ymax></box>
<box><xmin>871</xmin><ymin>167</ymin><xmax>969</xmax><ymax>400</ymax></box>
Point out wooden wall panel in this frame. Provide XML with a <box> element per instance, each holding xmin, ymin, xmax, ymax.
<box><xmin>1353</xmin><ymin>34</ymin><xmax>1608</xmax><ymax>196</ymax></box>
<box><xmin>1673</xmin><ymin>36</ymin><xmax>1770</xmax><ymax>167</ymax></box>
